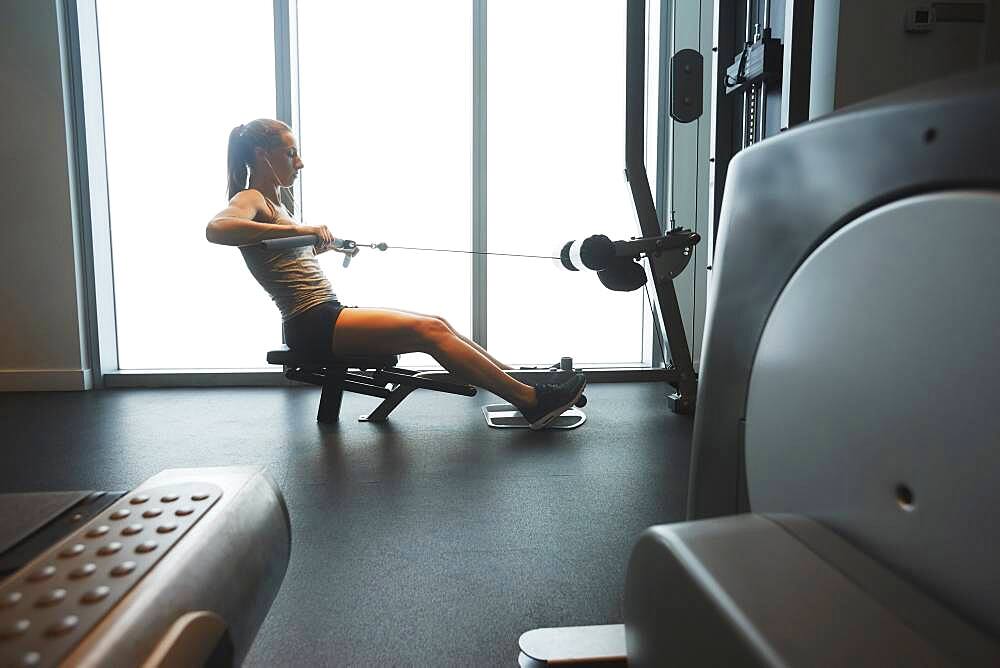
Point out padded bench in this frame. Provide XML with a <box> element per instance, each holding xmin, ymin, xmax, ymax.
<box><xmin>267</xmin><ymin>347</ymin><xmax>477</xmax><ymax>423</ymax></box>
<box><xmin>519</xmin><ymin>513</ymin><xmax>1000</xmax><ymax>666</ymax></box>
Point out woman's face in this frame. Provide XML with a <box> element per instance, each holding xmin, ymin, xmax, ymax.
<box><xmin>258</xmin><ymin>131</ymin><xmax>304</xmax><ymax>187</ymax></box>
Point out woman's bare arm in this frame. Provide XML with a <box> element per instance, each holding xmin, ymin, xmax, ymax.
<box><xmin>206</xmin><ymin>190</ymin><xmax>332</xmax><ymax>247</ymax></box>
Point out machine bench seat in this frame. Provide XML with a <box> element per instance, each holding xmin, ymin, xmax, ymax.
<box><xmin>622</xmin><ymin>514</ymin><xmax>1000</xmax><ymax>667</ymax></box>
<box><xmin>522</xmin><ymin>513</ymin><xmax>1000</xmax><ymax>666</ymax></box>
<box><xmin>266</xmin><ymin>348</ymin><xmax>399</xmax><ymax>370</ymax></box>
<box><xmin>267</xmin><ymin>346</ymin><xmax>476</xmax><ymax>423</ymax></box>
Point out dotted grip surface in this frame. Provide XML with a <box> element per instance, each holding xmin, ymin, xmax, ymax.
<box><xmin>0</xmin><ymin>483</ymin><xmax>222</xmax><ymax>668</ymax></box>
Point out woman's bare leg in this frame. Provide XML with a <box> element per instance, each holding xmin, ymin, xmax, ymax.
<box><xmin>446</xmin><ymin>328</ymin><xmax>513</xmax><ymax>371</ymax></box>
<box><xmin>392</xmin><ymin>310</ymin><xmax>514</xmax><ymax>371</ymax></box>
<box><xmin>331</xmin><ymin>308</ymin><xmax>535</xmax><ymax>407</ymax></box>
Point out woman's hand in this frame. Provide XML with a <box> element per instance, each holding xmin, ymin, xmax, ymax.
<box><xmin>298</xmin><ymin>225</ymin><xmax>335</xmax><ymax>254</ymax></box>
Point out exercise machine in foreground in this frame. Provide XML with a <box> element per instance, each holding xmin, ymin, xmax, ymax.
<box><xmin>517</xmin><ymin>57</ymin><xmax>1000</xmax><ymax>668</ymax></box>
<box><xmin>0</xmin><ymin>467</ymin><xmax>289</xmax><ymax>667</ymax></box>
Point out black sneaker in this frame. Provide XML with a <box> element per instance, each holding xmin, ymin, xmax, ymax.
<box><xmin>541</xmin><ymin>362</ymin><xmax>587</xmax><ymax>408</ymax></box>
<box><xmin>520</xmin><ymin>373</ymin><xmax>587</xmax><ymax>430</ymax></box>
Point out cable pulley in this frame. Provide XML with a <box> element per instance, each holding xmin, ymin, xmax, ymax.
<box><xmin>254</xmin><ymin>235</ymin><xmax>558</xmax><ymax>267</ymax></box>
<box><xmin>558</xmin><ymin>228</ymin><xmax>701</xmax><ymax>291</ymax></box>
<box><xmin>254</xmin><ymin>229</ymin><xmax>699</xmax><ymax>278</ymax></box>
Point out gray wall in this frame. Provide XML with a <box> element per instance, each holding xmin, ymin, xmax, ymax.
<box><xmin>989</xmin><ymin>0</ymin><xmax>1000</xmax><ymax>63</ymax></box>
<box><xmin>834</xmin><ymin>0</ymin><xmax>995</xmax><ymax>109</ymax></box>
<box><xmin>809</xmin><ymin>0</ymin><xmax>841</xmax><ymax>119</ymax></box>
<box><xmin>0</xmin><ymin>0</ymin><xmax>91</xmax><ymax>390</ymax></box>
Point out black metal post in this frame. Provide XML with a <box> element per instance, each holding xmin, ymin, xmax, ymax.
<box><xmin>780</xmin><ymin>0</ymin><xmax>815</xmax><ymax>129</ymax></box>
<box><xmin>625</xmin><ymin>0</ymin><xmax>698</xmax><ymax>413</ymax></box>
<box><xmin>317</xmin><ymin>368</ymin><xmax>347</xmax><ymax>423</ymax></box>
<box><xmin>709</xmin><ymin>0</ymin><xmax>742</xmax><ymax>256</ymax></box>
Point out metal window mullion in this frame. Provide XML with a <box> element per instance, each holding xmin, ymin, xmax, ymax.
<box><xmin>654</xmin><ymin>0</ymin><xmax>674</xmax><ymax>369</ymax></box>
<box><xmin>64</xmin><ymin>0</ymin><xmax>118</xmax><ymax>387</ymax></box>
<box><xmin>273</xmin><ymin>0</ymin><xmax>296</xmax><ymax>130</ymax></box>
<box><xmin>274</xmin><ymin>0</ymin><xmax>298</xmax><ymax>350</ymax></box>
<box><xmin>273</xmin><ymin>0</ymin><xmax>299</xmax><ymax>215</ymax></box>
<box><xmin>472</xmin><ymin>0</ymin><xmax>488</xmax><ymax>347</ymax></box>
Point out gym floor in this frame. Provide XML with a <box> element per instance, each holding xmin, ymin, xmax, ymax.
<box><xmin>0</xmin><ymin>381</ymin><xmax>692</xmax><ymax>666</ymax></box>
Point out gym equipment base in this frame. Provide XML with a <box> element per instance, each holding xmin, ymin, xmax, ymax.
<box><xmin>0</xmin><ymin>467</ymin><xmax>289</xmax><ymax>667</ymax></box>
<box><xmin>268</xmin><ymin>348</ymin><xmax>477</xmax><ymax>424</ymax></box>
<box><xmin>518</xmin><ymin>624</ymin><xmax>625</xmax><ymax>666</ymax></box>
<box><xmin>482</xmin><ymin>403</ymin><xmax>587</xmax><ymax>429</ymax></box>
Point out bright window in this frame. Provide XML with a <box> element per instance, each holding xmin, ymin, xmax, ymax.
<box><xmin>97</xmin><ymin>0</ymin><xmax>277</xmax><ymax>369</ymax></box>
<box><xmin>486</xmin><ymin>1</ymin><xmax>646</xmax><ymax>366</ymax></box>
<box><xmin>297</xmin><ymin>0</ymin><xmax>473</xmax><ymax>368</ymax></box>
<box><xmin>96</xmin><ymin>1</ymin><xmax>653</xmax><ymax>372</ymax></box>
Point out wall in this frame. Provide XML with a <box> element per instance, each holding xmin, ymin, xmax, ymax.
<box><xmin>834</xmin><ymin>0</ymin><xmax>993</xmax><ymax>108</ymax></box>
<box><xmin>0</xmin><ymin>0</ymin><xmax>91</xmax><ymax>390</ymax></box>
<box><xmin>809</xmin><ymin>0</ymin><xmax>841</xmax><ymax>119</ymax></box>
<box><xmin>988</xmin><ymin>0</ymin><xmax>1000</xmax><ymax>63</ymax></box>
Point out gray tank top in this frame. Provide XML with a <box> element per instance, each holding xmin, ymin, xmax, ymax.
<box><xmin>238</xmin><ymin>194</ymin><xmax>338</xmax><ymax>322</ymax></box>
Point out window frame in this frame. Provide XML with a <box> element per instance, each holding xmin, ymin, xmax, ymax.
<box><xmin>72</xmin><ymin>0</ymin><xmax>687</xmax><ymax>388</ymax></box>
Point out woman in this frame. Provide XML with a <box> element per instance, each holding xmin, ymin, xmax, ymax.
<box><xmin>206</xmin><ymin>118</ymin><xmax>585</xmax><ymax>430</ymax></box>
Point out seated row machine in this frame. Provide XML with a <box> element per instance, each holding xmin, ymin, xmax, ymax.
<box><xmin>267</xmin><ymin>348</ymin><xmax>588</xmax><ymax>428</ymax></box>
<box><xmin>258</xmin><ymin>240</ymin><xmax>593</xmax><ymax>428</ymax></box>
<box><xmin>266</xmin><ymin>347</ymin><xmax>477</xmax><ymax>424</ymax></box>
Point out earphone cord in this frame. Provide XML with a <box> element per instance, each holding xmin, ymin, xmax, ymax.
<box><xmin>261</xmin><ymin>155</ymin><xmax>296</xmax><ymax>213</ymax></box>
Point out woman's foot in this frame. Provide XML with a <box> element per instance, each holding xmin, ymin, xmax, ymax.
<box><xmin>518</xmin><ymin>373</ymin><xmax>587</xmax><ymax>430</ymax></box>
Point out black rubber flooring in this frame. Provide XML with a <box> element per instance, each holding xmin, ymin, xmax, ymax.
<box><xmin>0</xmin><ymin>382</ymin><xmax>693</xmax><ymax>666</ymax></box>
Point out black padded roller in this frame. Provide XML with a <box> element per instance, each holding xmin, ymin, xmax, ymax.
<box><xmin>597</xmin><ymin>257</ymin><xmax>647</xmax><ymax>292</ymax></box>
<box><xmin>560</xmin><ymin>235</ymin><xmax>615</xmax><ymax>271</ymax></box>
<box><xmin>579</xmin><ymin>234</ymin><xmax>615</xmax><ymax>270</ymax></box>
<box><xmin>560</xmin><ymin>241</ymin><xmax>579</xmax><ymax>271</ymax></box>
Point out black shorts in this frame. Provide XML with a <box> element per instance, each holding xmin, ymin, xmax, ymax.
<box><xmin>282</xmin><ymin>301</ymin><xmax>348</xmax><ymax>356</ymax></box>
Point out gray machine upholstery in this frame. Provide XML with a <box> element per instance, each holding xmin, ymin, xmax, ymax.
<box><xmin>624</xmin><ymin>515</ymin><xmax>1000</xmax><ymax>667</ymax></box>
<box><xmin>688</xmin><ymin>66</ymin><xmax>1000</xmax><ymax>521</ymax></box>
<box><xmin>0</xmin><ymin>467</ymin><xmax>290</xmax><ymax>667</ymax></box>
<box><xmin>745</xmin><ymin>191</ymin><xmax>1000</xmax><ymax>636</ymax></box>
<box><xmin>623</xmin><ymin>69</ymin><xmax>1000</xmax><ymax>665</ymax></box>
